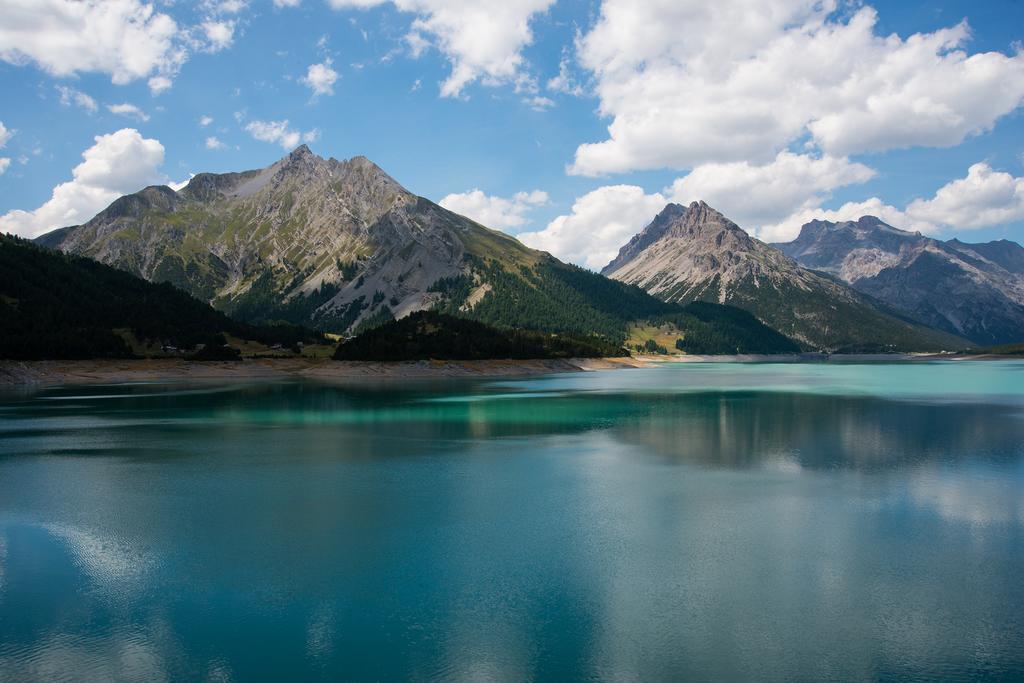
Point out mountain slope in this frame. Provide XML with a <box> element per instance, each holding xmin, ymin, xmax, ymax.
<box><xmin>39</xmin><ymin>146</ymin><xmax>672</xmax><ymax>342</ymax></box>
<box><xmin>0</xmin><ymin>234</ymin><xmax>318</xmax><ymax>359</ymax></box>
<box><xmin>602</xmin><ymin>202</ymin><xmax>967</xmax><ymax>352</ymax></box>
<box><xmin>776</xmin><ymin>217</ymin><xmax>1024</xmax><ymax>345</ymax></box>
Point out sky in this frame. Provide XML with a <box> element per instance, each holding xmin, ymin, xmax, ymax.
<box><xmin>1</xmin><ymin>0</ymin><xmax>1023</xmax><ymax>271</ymax></box>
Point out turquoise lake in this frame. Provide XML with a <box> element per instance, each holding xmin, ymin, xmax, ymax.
<box><xmin>1</xmin><ymin>361</ymin><xmax>1023</xmax><ymax>680</ymax></box>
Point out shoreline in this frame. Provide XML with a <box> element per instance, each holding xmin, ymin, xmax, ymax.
<box><xmin>0</xmin><ymin>356</ymin><xmax>649</xmax><ymax>388</ymax></box>
<box><xmin>1</xmin><ymin>352</ymin><xmax>1018</xmax><ymax>388</ymax></box>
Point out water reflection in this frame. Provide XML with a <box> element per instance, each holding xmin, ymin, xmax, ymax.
<box><xmin>1</xmin><ymin>368</ymin><xmax>1023</xmax><ymax>679</ymax></box>
<box><xmin>5</xmin><ymin>379</ymin><xmax>1023</xmax><ymax>471</ymax></box>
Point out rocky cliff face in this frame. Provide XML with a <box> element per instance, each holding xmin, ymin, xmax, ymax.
<box><xmin>776</xmin><ymin>218</ymin><xmax>1024</xmax><ymax>346</ymax></box>
<box><xmin>602</xmin><ymin>201</ymin><xmax>967</xmax><ymax>351</ymax></box>
<box><xmin>39</xmin><ymin>146</ymin><xmax>671</xmax><ymax>340</ymax></box>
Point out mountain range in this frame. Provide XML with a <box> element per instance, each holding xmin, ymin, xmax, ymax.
<box><xmin>601</xmin><ymin>202</ymin><xmax>968</xmax><ymax>351</ymax></box>
<box><xmin>26</xmin><ymin>146</ymin><xmax>1024</xmax><ymax>354</ymax></box>
<box><xmin>774</xmin><ymin>217</ymin><xmax>1024</xmax><ymax>346</ymax></box>
<box><xmin>38</xmin><ymin>145</ymin><xmax>670</xmax><ymax>342</ymax></box>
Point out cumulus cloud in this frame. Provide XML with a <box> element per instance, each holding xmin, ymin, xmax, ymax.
<box><xmin>274</xmin><ymin>0</ymin><xmax>300</xmax><ymax>6</ymax></box>
<box><xmin>106</xmin><ymin>102</ymin><xmax>150</xmax><ymax>121</ymax></box>
<box><xmin>0</xmin><ymin>128</ymin><xmax>165</xmax><ymax>238</ymax></box>
<box><xmin>905</xmin><ymin>163</ymin><xmax>1024</xmax><ymax>231</ymax></box>
<box><xmin>56</xmin><ymin>85</ymin><xmax>98</xmax><ymax>113</ymax></box>
<box><xmin>244</xmin><ymin>119</ymin><xmax>317</xmax><ymax>150</ymax></box>
<box><xmin>205</xmin><ymin>136</ymin><xmax>226</xmax><ymax>149</ymax></box>
<box><xmin>667</xmin><ymin>152</ymin><xmax>875</xmax><ymax>228</ymax></box>
<box><xmin>301</xmin><ymin>59</ymin><xmax>339</xmax><ymax>97</ymax></box>
<box><xmin>0</xmin><ymin>0</ymin><xmax>186</xmax><ymax>93</ymax></box>
<box><xmin>201</xmin><ymin>19</ymin><xmax>236</xmax><ymax>52</ymax></box>
<box><xmin>0</xmin><ymin>0</ymin><xmax>243</xmax><ymax>93</ymax></box>
<box><xmin>0</xmin><ymin>158</ymin><xmax>10</xmax><ymax>175</ymax></box>
<box><xmin>199</xmin><ymin>115</ymin><xmax>214</xmax><ymax>127</ymax></box>
<box><xmin>327</xmin><ymin>0</ymin><xmax>554</xmax><ymax>97</ymax></box>
<box><xmin>518</xmin><ymin>185</ymin><xmax>667</xmax><ymax>270</ymax></box>
<box><xmin>439</xmin><ymin>188</ymin><xmax>548</xmax><ymax>229</ymax></box>
<box><xmin>570</xmin><ymin>1</ymin><xmax>1024</xmax><ymax>175</ymax></box>
<box><xmin>760</xmin><ymin>163</ymin><xmax>1024</xmax><ymax>242</ymax></box>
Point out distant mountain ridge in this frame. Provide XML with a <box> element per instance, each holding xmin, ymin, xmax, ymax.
<box><xmin>602</xmin><ymin>201</ymin><xmax>967</xmax><ymax>352</ymax></box>
<box><xmin>775</xmin><ymin>217</ymin><xmax>1024</xmax><ymax>345</ymax></box>
<box><xmin>38</xmin><ymin>146</ymin><xmax>673</xmax><ymax>341</ymax></box>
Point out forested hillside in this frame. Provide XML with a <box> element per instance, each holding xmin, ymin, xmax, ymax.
<box><xmin>0</xmin><ymin>235</ymin><xmax>321</xmax><ymax>359</ymax></box>
<box><xmin>333</xmin><ymin>310</ymin><xmax>627</xmax><ymax>361</ymax></box>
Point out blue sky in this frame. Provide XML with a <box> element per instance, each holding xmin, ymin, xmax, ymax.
<box><xmin>1</xmin><ymin>0</ymin><xmax>1023</xmax><ymax>269</ymax></box>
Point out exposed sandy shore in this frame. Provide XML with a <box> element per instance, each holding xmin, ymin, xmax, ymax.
<box><xmin>635</xmin><ymin>352</ymin><xmax>1016</xmax><ymax>363</ymax></box>
<box><xmin>0</xmin><ymin>356</ymin><xmax>650</xmax><ymax>388</ymax></box>
<box><xmin>2</xmin><ymin>352</ymin><xmax>1016</xmax><ymax>388</ymax></box>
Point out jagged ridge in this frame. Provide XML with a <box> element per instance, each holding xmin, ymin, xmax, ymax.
<box><xmin>776</xmin><ymin>217</ymin><xmax>1024</xmax><ymax>345</ymax></box>
<box><xmin>602</xmin><ymin>201</ymin><xmax>968</xmax><ymax>351</ymax></box>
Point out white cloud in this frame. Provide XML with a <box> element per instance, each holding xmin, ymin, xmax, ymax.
<box><xmin>0</xmin><ymin>158</ymin><xmax>10</xmax><ymax>175</ymax></box>
<box><xmin>905</xmin><ymin>163</ymin><xmax>1024</xmax><ymax>231</ymax></box>
<box><xmin>106</xmin><ymin>102</ymin><xmax>150</xmax><ymax>121</ymax></box>
<box><xmin>518</xmin><ymin>185</ymin><xmax>667</xmax><ymax>270</ymax></box>
<box><xmin>201</xmin><ymin>20</ymin><xmax>235</xmax><ymax>52</ymax></box>
<box><xmin>205</xmin><ymin>136</ymin><xmax>225</xmax><ymax>149</ymax></box>
<box><xmin>760</xmin><ymin>163</ymin><xmax>1024</xmax><ymax>242</ymax></box>
<box><xmin>439</xmin><ymin>188</ymin><xmax>548</xmax><ymax>229</ymax></box>
<box><xmin>147</xmin><ymin>75</ymin><xmax>173</xmax><ymax>95</ymax></box>
<box><xmin>205</xmin><ymin>0</ymin><xmax>246</xmax><ymax>12</ymax></box>
<box><xmin>526</xmin><ymin>95</ymin><xmax>554</xmax><ymax>111</ymax></box>
<box><xmin>547</xmin><ymin>53</ymin><xmax>584</xmax><ymax>96</ymax></box>
<box><xmin>0</xmin><ymin>128</ymin><xmax>165</xmax><ymax>238</ymax></box>
<box><xmin>301</xmin><ymin>59</ymin><xmax>339</xmax><ymax>97</ymax></box>
<box><xmin>56</xmin><ymin>85</ymin><xmax>98</xmax><ymax>113</ymax></box>
<box><xmin>570</xmin><ymin>1</ymin><xmax>1024</xmax><ymax>175</ymax></box>
<box><xmin>0</xmin><ymin>0</ymin><xmax>186</xmax><ymax>92</ymax></box>
<box><xmin>199</xmin><ymin>115</ymin><xmax>214</xmax><ymax>127</ymax></box>
<box><xmin>667</xmin><ymin>152</ymin><xmax>874</xmax><ymax>228</ymax></box>
<box><xmin>245</xmin><ymin>119</ymin><xmax>317</xmax><ymax>150</ymax></box>
<box><xmin>328</xmin><ymin>0</ymin><xmax>555</xmax><ymax>97</ymax></box>
<box><xmin>274</xmin><ymin>0</ymin><xmax>300</xmax><ymax>6</ymax></box>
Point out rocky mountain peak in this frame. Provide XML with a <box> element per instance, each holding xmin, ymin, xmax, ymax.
<box><xmin>276</xmin><ymin>143</ymin><xmax>323</xmax><ymax>176</ymax></box>
<box><xmin>601</xmin><ymin>201</ymin><xmax>752</xmax><ymax>276</ymax></box>
<box><xmin>856</xmin><ymin>215</ymin><xmax>885</xmax><ymax>228</ymax></box>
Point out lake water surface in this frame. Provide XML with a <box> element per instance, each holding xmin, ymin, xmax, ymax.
<box><xmin>1</xmin><ymin>362</ymin><xmax>1023</xmax><ymax>680</ymax></box>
